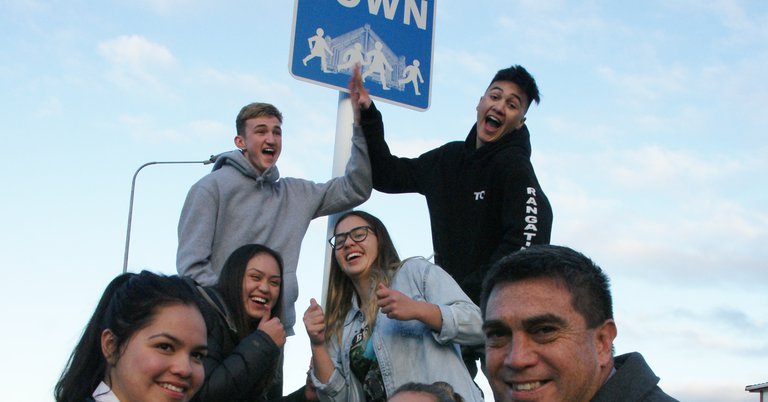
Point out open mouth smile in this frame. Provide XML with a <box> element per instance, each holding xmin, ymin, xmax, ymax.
<box><xmin>510</xmin><ymin>380</ymin><xmax>547</xmax><ymax>391</ymax></box>
<box><xmin>486</xmin><ymin>115</ymin><xmax>502</xmax><ymax>128</ymax></box>
<box><xmin>345</xmin><ymin>252</ymin><xmax>362</xmax><ymax>262</ymax></box>
<box><xmin>250</xmin><ymin>296</ymin><xmax>270</xmax><ymax>308</ymax></box>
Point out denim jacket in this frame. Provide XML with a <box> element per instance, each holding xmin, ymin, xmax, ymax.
<box><xmin>313</xmin><ymin>257</ymin><xmax>485</xmax><ymax>402</ymax></box>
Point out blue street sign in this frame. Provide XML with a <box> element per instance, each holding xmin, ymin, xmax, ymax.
<box><xmin>289</xmin><ymin>0</ymin><xmax>436</xmax><ymax>111</ymax></box>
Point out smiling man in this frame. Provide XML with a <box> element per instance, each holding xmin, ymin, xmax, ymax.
<box><xmin>351</xmin><ymin>65</ymin><xmax>553</xmax><ymax>379</ymax></box>
<box><xmin>177</xmin><ymin>102</ymin><xmax>371</xmax><ymax>340</ymax></box>
<box><xmin>480</xmin><ymin>245</ymin><xmax>678</xmax><ymax>402</ymax></box>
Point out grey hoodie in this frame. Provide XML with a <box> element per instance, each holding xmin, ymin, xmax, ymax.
<box><xmin>177</xmin><ymin>129</ymin><xmax>371</xmax><ymax>333</ymax></box>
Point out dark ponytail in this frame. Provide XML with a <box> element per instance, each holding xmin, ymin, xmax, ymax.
<box><xmin>54</xmin><ymin>271</ymin><xmax>200</xmax><ymax>402</ymax></box>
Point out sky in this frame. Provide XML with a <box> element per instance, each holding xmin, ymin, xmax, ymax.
<box><xmin>1</xmin><ymin>0</ymin><xmax>766</xmax><ymax>401</ymax></box>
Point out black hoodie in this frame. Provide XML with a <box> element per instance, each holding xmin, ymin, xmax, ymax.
<box><xmin>361</xmin><ymin>102</ymin><xmax>553</xmax><ymax>304</ymax></box>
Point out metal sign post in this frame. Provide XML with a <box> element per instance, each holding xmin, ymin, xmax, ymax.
<box><xmin>289</xmin><ymin>0</ymin><xmax>437</xmax><ymax>304</ymax></box>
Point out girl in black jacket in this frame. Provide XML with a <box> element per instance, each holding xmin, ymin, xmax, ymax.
<box><xmin>190</xmin><ymin>244</ymin><xmax>286</xmax><ymax>402</ymax></box>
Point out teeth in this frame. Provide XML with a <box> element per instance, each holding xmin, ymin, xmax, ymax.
<box><xmin>161</xmin><ymin>383</ymin><xmax>185</xmax><ymax>392</ymax></box>
<box><xmin>512</xmin><ymin>381</ymin><xmax>542</xmax><ymax>391</ymax></box>
<box><xmin>251</xmin><ymin>297</ymin><xmax>267</xmax><ymax>304</ymax></box>
<box><xmin>346</xmin><ymin>252</ymin><xmax>362</xmax><ymax>261</ymax></box>
<box><xmin>263</xmin><ymin>148</ymin><xmax>274</xmax><ymax>154</ymax></box>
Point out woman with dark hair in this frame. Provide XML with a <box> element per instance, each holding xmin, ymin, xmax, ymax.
<box><xmin>55</xmin><ymin>271</ymin><xmax>208</xmax><ymax>402</ymax></box>
<box><xmin>303</xmin><ymin>211</ymin><xmax>484</xmax><ymax>401</ymax></box>
<box><xmin>190</xmin><ymin>243</ymin><xmax>286</xmax><ymax>402</ymax></box>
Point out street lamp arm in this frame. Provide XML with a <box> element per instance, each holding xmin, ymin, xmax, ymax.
<box><xmin>122</xmin><ymin>155</ymin><xmax>218</xmax><ymax>273</ymax></box>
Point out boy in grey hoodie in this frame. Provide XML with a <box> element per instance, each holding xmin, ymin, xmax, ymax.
<box><xmin>177</xmin><ymin>102</ymin><xmax>371</xmax><ymax>335</ymax></box>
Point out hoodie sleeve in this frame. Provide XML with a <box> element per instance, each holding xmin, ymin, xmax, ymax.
<box><xmin>176</xmin><ymin>182</ymin><xmax>219</xmax><ymax>286</ymax></box>
<box><xmin>490</xmin><ymin>157</ymin><xmax>553</xmax><ymax>263</ymax></box>
<box><xmin>359</xmin><ymin>102</ymin><xmax>431</xmax><ymax>194</ymax></box>
<box><xmin>311</xmin><ymin>122</ymin><xmax>373</xmax><ymax>218</ymax></box>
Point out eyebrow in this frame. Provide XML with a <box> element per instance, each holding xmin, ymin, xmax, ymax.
<box><xmin>149</xmin><ymin>332</ymin><xmax>181</xmax><ymax>344</ymax></box>
<box><xmin>482</xmin><ymin>313</ymin><xmax>568</xmax><ymax>331</ymax></box>
<box><xmin>246</xmin><ymin>267</ymin><xmax>281</xmax><ymax>279</ymax></box>
<box><xmin>149</xmin><ymin>332</ymin><xmax>208</xmax><ymax>351</ymax></box>
<box><xmin>489</xmin><ymin>85</ymin><xmax>523</xmax><ymax>104</ymax></box>
<box><xmin>250</xmin><ymin>123</ymin><xmax>281</xmax><ymax>130</ymax></box>
<box><xmin>481</xmin><ymin>319</ymin><xmax>508</xmax><ymax>332</ymax></box>
<box><xmin>522</xmin><ymin>313</ymin><xmax>568</xmax><ymax>329</ymax></box>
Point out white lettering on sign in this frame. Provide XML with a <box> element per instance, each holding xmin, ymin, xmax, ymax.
<box><xmin>337</xmin><ymin>0</ymin><xmax>428</xmax><ymax>30</ymax></box>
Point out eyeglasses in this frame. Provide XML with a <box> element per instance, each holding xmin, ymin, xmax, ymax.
<box><xmin>328</xmin><ymin>226</ymin><xmax>374</xmax><ymax>249</ymax></box>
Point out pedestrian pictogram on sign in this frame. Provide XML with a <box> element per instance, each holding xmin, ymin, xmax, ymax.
<box><xmin>289</xmin><ymin>0</ymin><xmax>436</xmax><ymax>111</ymax></box>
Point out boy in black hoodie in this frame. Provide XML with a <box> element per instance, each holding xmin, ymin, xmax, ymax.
<box><xmin>349</xmin><ymin>64</ymin><xmax>553</xmax><ymax>379</ymax></box>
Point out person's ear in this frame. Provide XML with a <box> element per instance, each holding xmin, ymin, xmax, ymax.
<box><xmin>594</xmin><ymin>319</ymin><xmax>617</xmax><ymax>367</ymax></box>
<box><xmin>234</xmin><ymin>134</ymin><xmax>246</xmax><ymax>150</ymax></box>
<box><xmin>101</xmin><ymin>329</ymin><xmax>118</xmax><ymax>365</ymax></box>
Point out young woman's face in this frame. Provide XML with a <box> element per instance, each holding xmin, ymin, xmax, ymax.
<box><xmin>333</xmin><ymin>215</ymin><xmax>379</xmax><ymax>282</ymax></box>
<box><xmin>241</xmin><ymin>252</ymin><xmax>282</xmax><ymax>320</ymax></box>
<box><xmin>103</xmin><ymin>303</ymin><xmax>207</xmax><ymax>402</ymax></box>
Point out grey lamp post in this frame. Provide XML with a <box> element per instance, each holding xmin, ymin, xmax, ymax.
<box><xmin>122</xmin><ymin>155</ymin><xmax>217</xmax><ymax>273</ymax></box>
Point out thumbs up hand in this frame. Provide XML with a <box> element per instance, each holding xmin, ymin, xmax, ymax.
<box><xmin>257</xmin><ymin>308</ymin><xmax>286</xmax><ymax>348</ymax></box>
<box><xmin>303</xmin><ymin>298</ymin><xmax>327</xmax><ymax>346</ymax></box>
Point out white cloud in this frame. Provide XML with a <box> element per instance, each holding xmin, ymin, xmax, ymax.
<box><xmin>495</xmin><ymin>4</ymin><xmax>615</xmax><ymax>62</ymax></box>
<box><xmin>6</xmin><ymin>0</ymin><xmax>46</xmax><ymax>12</ymax></box>
<box><xmin>435</xmin><ymin>47</ymin><xmax>493</xmax><ymax>79</ymax></box>
<box><xmin>196</xmin><ymin>67</ymin><xmax>298</xmax><ymax>106</ymax></box>
<box><xmin>539</xmin><ymin>145</ymin><xmax>768</xmax><ymax>282</ymax></box>
<box><xmin>707</xmin><ymin>0</ymin><xmax>768</xmax><ymax>46</ymax></box>
<box><xmin>607</xmin><ymin>145</ymin><xmax>740</xmax><ymax>188</ymax></box>
<box><xmin>98</xmin><ymin>35</ymin><xmax>177</xmax><ymax>93</ymax></box>
<box><xmin>99</xmin><ymin>35</ymin><xmax>175</xmax><ymax>70</ymax></box>
<box><xmin>187</xmin><ymin>119</ymin><xmax>230</xmax><ymax>140</ymax></box>
<box><xmin>34</xmin><ymin>96</ymin><xmax>62</xmax><ymax>118</ymax></box>
<box><xmin>119</xmin><ymin>114</ymin><xmax>228</xmax><ymax>144</ymax></box>
<box><xmin>597</xmin><ymin>64</ymin><xmax>689</xmax><ymax>102</ymax></box>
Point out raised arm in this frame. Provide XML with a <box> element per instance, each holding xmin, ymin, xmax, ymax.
<box><xmin>354</xmin><ymin>72</ymin><xmax>431</xmax><ymax>194</ymax></box>
<box><xmin>308</xmin><ymin>67</ymin><xmax>373</xmax><ymax>218</ymax></box>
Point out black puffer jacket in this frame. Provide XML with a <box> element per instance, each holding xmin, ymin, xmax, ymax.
<box><xmin>188</xmin><ymin>282</ymin><xmax>280</xmax><ymax>402</ymax></box>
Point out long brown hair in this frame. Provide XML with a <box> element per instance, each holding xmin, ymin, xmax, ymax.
<box><xmin>324</xmin><ymin>210</ymin><xmax>401</xmax><ymax>343</ymax></box>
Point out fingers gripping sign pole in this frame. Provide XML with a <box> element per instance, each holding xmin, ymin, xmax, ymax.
<box><xmin>322</xmin><ymin>91</ymin><xmax>354</xmax><ymax>305</ymax></box>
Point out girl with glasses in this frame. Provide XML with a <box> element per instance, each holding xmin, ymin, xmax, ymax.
<box><xmin>303</xmin><ymin>210</ymin><xmax>484</xmax><ymax>402</ymax></box>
